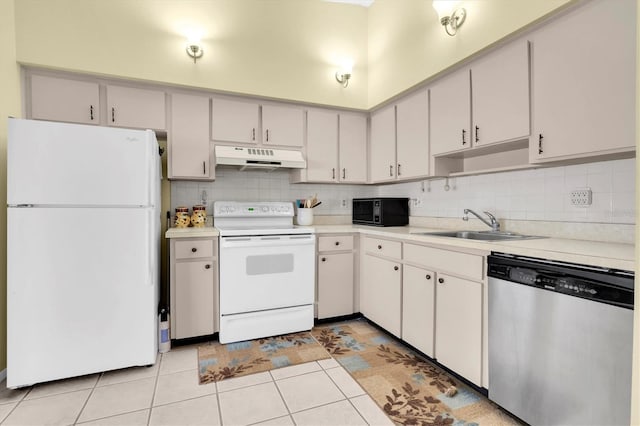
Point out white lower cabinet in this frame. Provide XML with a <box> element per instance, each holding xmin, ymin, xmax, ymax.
<box><xmin>170</xmin><ymin>237</ymin><xmax>218</xmax><ymax>339</ymax></box>
<box><xmin>318</xmin><ymin>252</ymin><xmax>354</xmax><ymax>319</ymax></box>
<box><xmin>434</xmin><ymin>273</ymin><xmax>482</xmax><ymax>385</ymax></box>
<box><xmin>361</xmin><ymin>253</ymin><xmax>401</xmax><ymax>337</ymax></box>
<box><xmin>317</xmin><ymin>235</ymin><xmax>356</xmax><ymax>319</ymax></box>
<box><xmin>401</xmin><ymin>264</ymin><xmax>435</xmax><ymax>358</ymax></box>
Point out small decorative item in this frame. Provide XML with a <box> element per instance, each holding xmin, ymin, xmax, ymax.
<box><xmin>174</xmin><ymin>206</ymin><xmax>191</xmax><ymax>228</ymax></box>
<box><xmin>444</xmin><ymin>385</ymin><xmax>458</xmax><ymax>397</ymax></box>
<box><xmin>191</xmin><ymin>205</ymin><xmax>207</xmax><ymax>227</ymax></box>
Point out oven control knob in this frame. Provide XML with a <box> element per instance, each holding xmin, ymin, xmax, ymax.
<box><xmin>262</xmin><ymin>206</ymin><xmax>269</xmax><ymax>212</ymax></box>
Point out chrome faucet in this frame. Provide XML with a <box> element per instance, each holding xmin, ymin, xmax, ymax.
<box><xmin>463</xmin><ymin>209</ymin><xmax>500</xmax><ymax>232</ymax></box>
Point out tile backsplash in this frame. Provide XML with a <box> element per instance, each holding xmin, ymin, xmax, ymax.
<box><xmin>171</xmin><ymin>158</ymin><xmax>636</xmax><ymax>225</ymax></box>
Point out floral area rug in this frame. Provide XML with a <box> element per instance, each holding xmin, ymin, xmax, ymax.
<box><xmin>311</xmin><ymin>319</ymin><xmax>521</xmax><ymax>426</ymax></box>
<box><xmin>198</xmin><ymin>331</ymin><xmax>330</xmax><ymax>383</ymax></box>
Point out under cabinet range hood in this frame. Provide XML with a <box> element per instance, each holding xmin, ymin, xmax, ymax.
<box><xmin>215</xmin><ymin>145</ymin><xmax>306</xmax><ymax>171</ymax></box>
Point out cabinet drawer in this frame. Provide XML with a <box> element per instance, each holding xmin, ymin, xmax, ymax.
<box><xmin>174</xmin><ymin>239</ymin><xmax>214</xmax><ymax>260</ymax></box>
<box><xmin>363</xmin><ymin>237</ymin><xmax>401</xmax><ymax>259</ymax></box>
<box><xmin>403</xmin><ymin>243</ymin><xmax>483</xmax><ymax>281</ymax></box>
<box><xmin>318</xmin><ymin>235</ymin><xmax>354</xmax><ymax>252</ymax></box>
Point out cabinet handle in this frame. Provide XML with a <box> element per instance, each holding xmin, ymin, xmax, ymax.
<box><xmin>266</xmin><ymin>129</ymin><xmax>269</xmax><ymax>142</ymax></box>
<box><xmin>335</xmin><ymin>241</ymin><xmax>340</xmax><ymax>246</ymax></box>
<box><xmin>321</xmin><ymin>257</ymin><xmax>326</xmax><ymax>262</ymax></box>
<box><xmin>377</xmin><ymin>244</ymin><xmax>382</xmax><ymax>250</ymax></box>
<box><xmin>462</xmin><ymin>129</ymin><xmax>466</xmax><ymax>145</ymax></box>
<box><xmin>252</xmin><ymin>128</ymin><xmax>255</xmax><ymax>141</ymax></box>
<box><xmin>538</xmin><ymin>134</ymin><xmax>544</xmax><ymax>154</ymax></box>
<box><xmin>389</xmin><ymin>165</ymin><xmax>393</xmax><ymax>177</ymax></box>
<box><xmin>332</xmin><ymin>168</ymin><xmax>335</xmax><ymax>179</ymax></box>
<box><xmin>90</xmin><ymin>105</ymin><xmax>94</xmax><ymax>121</ymax></box>
<box><xmin>342</xmin><ymin>168</ymin><xmax>346</xmax><ymax>179</ymax></box>
<box><xmin>205</xmin><ymin>264</ymin><xmax>211</xmax><ymax>269</ymax></box>
<box><xmin>111</xmin><ymin>107</ymin><xmax>115</xmax><ymax>123</ymax></box>
<box><xmin>397</xmin><ymin>164</ymin><xmax>401</xmax><ymax>176</ymax></box>
<box><xmin>425</xmin><ymin>274</ymin><xmax>431</xmax><ymax>280</ymax></box>
<box><xmin>438</xmin><ymin>277</ymin><xmax>445</xmax><ymax>284</ymax></box>
<box><xmin>203</xmin><ymin>161</ymin><xmax>206</xmax><ymax>174</ymax></box>
<box><xmin>475</xmin><ymin>126</ymin><xmax>480</xmax><ymax>143</ymax></box>
<box><xmin>191</xmin><ymin>247</ymin><xmax>197</xmax><ymax>253</ymax></box>
<box><xmin>394</xmin><ymin>266</ymin><xmax>399</xmax><ymax>271</ymax></box>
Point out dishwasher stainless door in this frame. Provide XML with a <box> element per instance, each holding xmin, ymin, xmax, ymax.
<box><xmin>489</xmin><ymin>277</ymin><xmax>633</xmax><ymax>426</ymax></box>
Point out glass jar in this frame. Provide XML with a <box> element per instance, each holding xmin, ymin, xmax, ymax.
<box><xmin>191</xmin><ymin>205</ymin><xmax>207</xmax><ymax>227</ymax></box>
<box><xmin>174</xmin><ymin>206</ymin><xmax>191</xmax><ymax>228</ymax></box>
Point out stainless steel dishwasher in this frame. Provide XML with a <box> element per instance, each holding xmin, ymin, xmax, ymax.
<box><xmin>488</xmin><ymin>252</ymin><xmax>634</xmax><ymax>426</ymax></box>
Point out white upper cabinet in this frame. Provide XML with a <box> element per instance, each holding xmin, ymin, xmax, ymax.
<box><xmin>338</xmin><ymin>113</ymin><xmax>367</xmax><ymax>183</ymax></box>
<box><xmin>430</xmin><ymin>68</ymin><xmax>471</xmax><ymax>156</ymax></box>
<box><xmin>262</xmin><ymin>104</ymin><xmax>304</xmax><ymax>147</ymax></box>
<box><xmin>302</xmin><ymin>110</ymin><xmax>366</xmax><ymax>183</ymax></box>
<box><xmin>306</xmin><ymin>109</ymin><xmax>339</xmax><ymax>182</ymax></box>
<box><xmin>472</xmin><ymin>40</ymin><xmax>530</xmax><ymax>147</ymax></box>
<box><xmin>106</xmin><ymin>85</ymin><xmax>166</xmax><ymax>131</ymax></box>
<box><xmin>30</xmin><ymin>75</ymin><xmax>100</xmax><ymax>125</ymax></box>
<box><xmin>530</xmin><ymin>0</ymin><xmax>636</xmax><ymax>162</ymax></box>
<box><xmin>369</xmin><ymin>104</ymin><xmax>396</xmax><ymax>183</ymax></box>
<box><xmin>169</xmin><ymin>93</ymin><xmax>213</xmax><ymax>180</ymax></box>
<box><xmin>396</xmin><ymin>89</ymin><xmax>429</xmax><ymax>179</ymax></box>
<box><xmin>211</xmin><ymin>97</ymin><xmax>260</xmax><ymax>144</ymax></box>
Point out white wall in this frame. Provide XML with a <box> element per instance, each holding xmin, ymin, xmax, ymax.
<box><xmin>172</xmin><ymin>158</ymin><xmax>635</xmax><ymax>225</ymax></box>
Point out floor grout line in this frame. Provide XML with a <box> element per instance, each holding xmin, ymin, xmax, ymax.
<box><xmin>72</xmin><ymin>373</ymin><xmax>102</xmax><ymax>425</ymax></box>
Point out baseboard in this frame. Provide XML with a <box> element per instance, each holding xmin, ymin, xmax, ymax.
<box><xmin>0</xmin><ymin>368</ymin><xmax>6</xmax><ymax>383</ymax></box>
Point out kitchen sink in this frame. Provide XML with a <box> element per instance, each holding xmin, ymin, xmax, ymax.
<box><xmin>415</xmin><ymin>230</ymin><xmax>544</xmax><ymax>241</ymax></box>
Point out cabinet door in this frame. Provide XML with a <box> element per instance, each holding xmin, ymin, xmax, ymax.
<box><xmin>262</xmin><ymin>104</ymin><xmax>304</xmax><ymax>147</ymax></box>
<box><xmin>361</xmin><ymin>255</ymin><xmax>401</xmax><ymax>337</ymax></box>
<box><xmin>211</xmin><ymin>98</ymin><xmax>259</xmax><ymax>144</ymax></box>
<box><xmin>174</xmin><ymin>260</ymin><xmax>215</xmax><ymax>339</ymax></box>
<box><xmin>306</xmin><ymin>110</ymin><xmax>338</xmax><ymax>182</ymax></box>
<box><xmin>530</xmin><ymin>0</ymin><xmax>636</xmax><ymax>161</ymax></box>
<box><xmin>430</xmin><ymin>68</ymin><xmax>471</xmax><ymax>156</ymax></box>
<box><xmin>106</xmin><ymin>85</ymin><xmax>166</xmax><ymax>130</ymax></box>
<box><xmin>169</xmin><ymin>93</ymin><xmax>212</xmax><ymax>180</ymax></box>
<box><xmin>472</xmin><ymin>40</ymin><xmax>530</xmax><ymax>147</ymax></box>
<box><xmin>31</xmin><ymin>75</ymin><xmax>99</xmax><ymax>125</ymax></box>
<box><xmin>402</xmin><ymin>265</ymin><xmax>435</xmax><ymax>357</ymax></box>
<box><xmin>317</xmin><ymin>253</ymin><xmax>354</xmax><ymax>319</ymax></box>
<box><xmin>369</xmin><ymin>105</ymin><xmax>396</xmax><ymax>183</ymax></box>
<box><xmin>435</xmin><ymin>273</ymin><xmax>482</xmax><ymax>385</ymax></box>
<box><xmin>396</xmin><ymin>89</ymin><xmax>429</xmax><ymax>179</ymax></box>
<box><xmin>338</xmin><ymin>113</ymin><xmax>367</xmax><ymax>183</ymax></box>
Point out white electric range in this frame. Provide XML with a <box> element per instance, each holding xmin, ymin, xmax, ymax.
<box><xmin>214</xmin><ymin>201</ymin><xmax>316</xmax><ymax>344</ymax></box>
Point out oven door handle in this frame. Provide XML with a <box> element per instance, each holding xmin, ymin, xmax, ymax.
<box><xmin>221</xmin><ymin>235</ymin><xmax>315</xmax><ymax>249</ymax></box>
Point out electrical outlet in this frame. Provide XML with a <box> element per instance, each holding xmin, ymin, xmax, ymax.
<box><xmin>414</xmin><ymin>198</ymin><xmax>423</xmax><ymax>207</ymax></box>
<box><xmin>341</xmin><ymin>199</ymin><xmax>347</xmax><ymax>208</ymax></box>
<box><xmin>570</xmin><ymin>188</ymin><xmax>592</xmax><ymax>207</ymax></box>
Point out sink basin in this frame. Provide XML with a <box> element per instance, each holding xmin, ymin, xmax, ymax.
<box><xmin>415</xmin><ymin>230</ymin><xmax>544</xmax><ymax>241</ymax></box>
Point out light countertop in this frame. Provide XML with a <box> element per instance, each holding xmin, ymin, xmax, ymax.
<box><xmin>166</xmin><ymin>224</ymin><xmax>634</xmax><ymax>271</ymax></box>
<box><xmin>311</xmin><ymin>225</ymin><xmax>635</xmax><ymax>272</ymax></box>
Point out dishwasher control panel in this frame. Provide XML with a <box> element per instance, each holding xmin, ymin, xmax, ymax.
<box><xmin>488</xmin><ymin>254</ymin><xmax>634</xmax><ymax>309</ymax></box>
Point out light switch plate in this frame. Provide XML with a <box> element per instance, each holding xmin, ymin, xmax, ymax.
<box><xmin>570</xmin><ymin>188</ymin><xmax>592</xmax><ymax>207</ymax></box>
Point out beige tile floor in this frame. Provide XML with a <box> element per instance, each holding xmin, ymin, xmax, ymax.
<box><xmin>0</xmin><ymin>344</ymin><xmax>394</xmax><ymax>425</ymax></box>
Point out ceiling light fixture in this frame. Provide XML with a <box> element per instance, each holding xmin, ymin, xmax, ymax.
<box><xmin>433</xmin><ymin>1</ymin><xmax>467</xmax><ymax>36</ymax></box>
<box><xmin>186</xmin><ymin>42</ymin><xmax>203</xmax><ymax>63</ymax></box>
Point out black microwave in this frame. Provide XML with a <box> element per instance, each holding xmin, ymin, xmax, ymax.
<box><xmin>352</xmin><ymin>198</ymin><xmax>409</xmax><ymax>226</ymax></box>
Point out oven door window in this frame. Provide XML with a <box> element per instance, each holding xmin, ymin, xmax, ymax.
<box><xmin>247</xmin><ymin>253</ymin><xmax>294</xmax><ymax>275</ymax></box>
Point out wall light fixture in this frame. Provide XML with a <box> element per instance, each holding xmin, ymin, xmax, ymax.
<box><xmin>433</xmin><ymin>1</ymin><xmax>466</xmax><ymax>36</ymax></box>
<box><xmin>335</xmin><ymin>70</ymin><xmax>352</xmax><ymax>88</ymax></box>
<box><xmin>186</xmin><ymin>42</ymin><xmax>204</xmax><ymax>63</ymax></box>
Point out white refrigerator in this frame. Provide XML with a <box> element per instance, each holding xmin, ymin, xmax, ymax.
<box><xmin>7</xmin><ymin>118</ymin><xmax>161</xmax><ymax>388</ymax></box>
